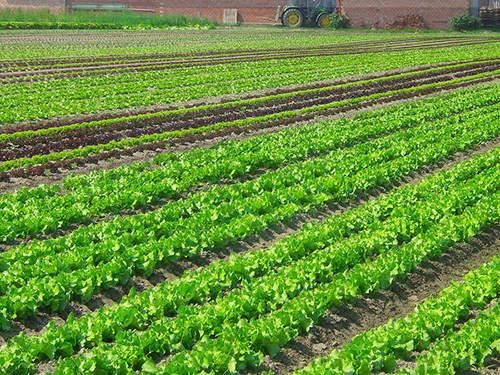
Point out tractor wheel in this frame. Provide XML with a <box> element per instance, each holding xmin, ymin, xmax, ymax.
<box><xmin>317</xmin><ymin>13</ymin><xmax>332</xmax><ymax>28</ymax></box>
<box><xmin>283</xmin><ymin>9</ymin><xmax>303</xmax><ymax>28</ymax></box>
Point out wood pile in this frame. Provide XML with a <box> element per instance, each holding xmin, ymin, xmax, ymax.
<box><xmin>480</xmin><ymin>7</ymin><xmax>500</xmax><ymax>27</ymax></box>
<box><xmin>384</xmin><ymin>14</ymin><xmax>424</xmax><ymax>30</ymax></box>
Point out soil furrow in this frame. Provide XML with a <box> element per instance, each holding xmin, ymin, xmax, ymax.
<box><xmin>0</xmin><ymin>37</ymin><xmax>471</xmax><ymax>69</ymax></box>
<box><xmin>3</xmin><ymin>133</ymin><xmax>500</xmax><ymax>375</ymax></box>
<box><xmin>1</xmin><ymin>39</ymin><xmax>496</xmax><ymax>84</ymax></box>
<box><xmin>256</xmin><ymin>225</ymin><xmax>500</xmax><ymax>375</ymax></box>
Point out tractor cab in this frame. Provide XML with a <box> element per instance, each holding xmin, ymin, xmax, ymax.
<box><xmin>277</xmin><ymin>0</ymin><xmax>340</xmax><ymax>28</ymax></box>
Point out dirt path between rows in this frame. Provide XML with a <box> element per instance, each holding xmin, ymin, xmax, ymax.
<box><xmin>2</xmin><ymin>75</ymin><xmax>500</xmax><ymax>375</ymax></box>
<box><xmin>256</xmin><ymin>225</ymin><xmax>500</xmax><ymax>374</ymax></box>
<box><xmin>2</xmin><ymin>133</ymin><xmax>500</xmax><ymax>374</ymax></box>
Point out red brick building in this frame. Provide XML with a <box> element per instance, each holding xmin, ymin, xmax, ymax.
<box><xmin>0</xmin><ymin>0</ymin><xmax>490</xmax><ymax>29</ymax></box>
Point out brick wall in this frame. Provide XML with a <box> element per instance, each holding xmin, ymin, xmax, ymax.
<box><xmin>158</xmin><ymin>0</ymin><xmax>471</xmax><ymax>28</ymax></box>
<box><xmin>61</xmin><ymin>0</ymin><xmax>283</xmax><ymax>23</ymax></box>
<box><xmin>1</xmin><ymin>0</ymin><xmax>473</xmax><ymax>29</ymax></box>
<box><xmin>343</xmin><ymin>0</ymin><xmax>469</xmax><ymax>29</ymax></box>
<box><xmin>159</xmin><ymin>6</ymin><xmax>281</xmax><ymax>24</ymax></box>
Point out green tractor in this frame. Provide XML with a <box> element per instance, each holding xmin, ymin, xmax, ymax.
<box><xmin>276</xmin><ymin>0</ymin><xmax>341</xmax><ymax>28</ymax></box>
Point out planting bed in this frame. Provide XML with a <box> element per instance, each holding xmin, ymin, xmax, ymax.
<box><xmin>1</xmin><ymin>27</ymin><xmax>500</xmax><ymax>375</ymax></box>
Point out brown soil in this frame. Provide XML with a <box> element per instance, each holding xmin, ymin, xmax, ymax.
<box><xmin>2</xmin><ymin>64</ymin><xmax>500</xmax><ymax>375</ymax></box>
<box><xmin>256</xmin><ymin>225</ymin><xmax>500</xmax><ymax>375</ymax></box>
<box><xmin>3</xmin><ymin>132</ymin><xmax>500</xmax><ymax>375</ymax></box>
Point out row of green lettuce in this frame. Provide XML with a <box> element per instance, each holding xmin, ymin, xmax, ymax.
<box><xmin>51</xmin><ymin>144</ymin><xmax>500</xmax><ymax>375</ymax></box>
<box><xmin>2</xmin><ymin>60</ymin><xmax>493</xmax><ymax>143</ymax></box>
<box><xmin>1</xmin><ymin>38</ymin><xmax>464</xmax><ymax>74</ymax></box>
<box><xmin>402</xmin><ymin>301</ymin><xmax>500</xmax><ymax>374</ymax></box>
<box><xmin>0</xmin><ymin>86</ymin><xmax>499</xmax><ymax>348</ymax></box>
<box><xmin>0</xmin><ymin>32</ymin><xmax>476</xmax><ymax>61</ymax></box>
<box><xmin>2</xmin><ymin>39</ymin><xmax>499</xmax><ymax>123</ymax></box>
<box><xmin>297</xmin><ymin>251</ymin><xmax>500</xmax><ymax>375</ymax></box>
<box><xmin>1</xmin><ymin>83</ymin><xmax>499</xmax><ymax>243</ymax></box>
<box><xmin>2</xmin><ymin>38</ymin><xmax>480</xmax><ymax>83</ymax></box>
<box><xmin>1</xmin><ymin>108</ymin><xmax>500</xmax><ymax>373</ymax></box>
<box><xmin>1</xmin><ymin>69</ymin><xmax>499</xmax><ymax>174</ymax></box>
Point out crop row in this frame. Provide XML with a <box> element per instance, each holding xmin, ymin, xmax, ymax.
<box><xmin>402</xmin><ymin>302</ymin><xmax>500</xmax><ymax>373</ymax></box>
<box><xmin>51</xmin><ymin>147</ymin><xmax>500</xmax><ymax>375</ymax></box>
<box><xmin>2</xmin><ymin>59</ymin><xmax>498</xmax><ymax>147</ymax></box>
<box><xmin>3</xmin><ymin>30</ymin><xmax>453</xmax><ymax>60</ymax></box>
<box><xmin>1</xmin><ymin>59</ymin><xmax>489</xmax><ymax>138</ymax></box>
<box><xmin>0</xmin><ymin>37</ymin><xmax>471</xmax><ymax>71</ymax></box>
<box><xmin>0</xmin><ymin>92</ymin><xmax>499</xmax><ymax>335</ymax></box>
<box><xmin>3</xmin><ymin>121</ymin><xmax>500</xmax><ymax>373</ymax></box>
<box><xmin>296</xmin><ymin>252</ymin><xmax>500</xmax><ymax>375</ymax></box>
<box><xmin>6</xmin><ymin>31</ymin><xmax>493</xmax><ymax>60</ymax></box>
<box><xmin>1</xmin><ymin>76</ymin><xmax>496</xmax><ymax>181</ymax></box>
<box><xmin>0</xmin><ymin>73</ymin><xmax>497</xmax><ymax>183</ymax></box>
<box><xmin>6</xmin><ymin>43</ymin><xmax>499</xmax><ymax>101</ymax></box>
<box><xmin>1</xmin><ymin>65</ymin><xmax>499</xmax><ymax>177</ymax></box>
<box><xmin>145</xmin><ymin>179</ymin><xmax>500</xmax><ymax>374</ymax></box>
<box><xmin>0</xmin><ymin>111</ymin><xmax>468</xmax><ymax>319</ymax></box>
<box><xmin>2</xmin><ymin>39</ymin><xmax>500</xmax><ymax>123</ymax></box>
<box><xmin>2</xmin><ymin>61</ymin><xmax>494</xmax><ymax>162</ymax></box>
<box><xmin>1</xmin><ymin>83</ymin><xmax>498</xmax><ymax>243</ymax></box>
<box><xmin>3</xmin><ymin>38</ymin><xmax>493</xmax><ymax>84</ymax></box>
<box><xmin>2</xmin><ymin>58</ymin><xmax>486</xmax><ymax>136</ymax></box>
<box><xmin>0</xmin><ymin>38</ymin><xmax>409</xmax><ymax>70</ymax></box>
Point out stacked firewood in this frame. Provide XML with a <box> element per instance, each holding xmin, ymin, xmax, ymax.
<box><xmin>384</xmin><ymin>14</ymin><xmax>424</xmax><ymax>30</ymax></box>
<box><xmin>480</xmin><ymin>7</ymin><xmax>500</xmax><ymax>27</ymax></box>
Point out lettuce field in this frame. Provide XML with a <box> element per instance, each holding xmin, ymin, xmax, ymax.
<box><xmin>1</xmin><ymin>28</ymin><xmax>500</xmax><ymax>374</ymax></box>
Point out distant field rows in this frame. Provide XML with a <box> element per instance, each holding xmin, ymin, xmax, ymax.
<box><xmin>1</xmin><ymin>33</ymin><xmax>500</xmax><ymax>124</ymax></box>
<box><xmin>1</xmin><ymin>58</ymin><xmax>500</xmax><ymax>178</ymax></box>
<box><xmin>0</xmin><ymin>37</ymin><xmax>492</xmax><ymax>82</ymax></box>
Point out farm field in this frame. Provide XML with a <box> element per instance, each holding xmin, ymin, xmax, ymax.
<box><xmin>1</xmin><ymin>27</ymin><xmax>500</xmax><ymax>374</ymax></box>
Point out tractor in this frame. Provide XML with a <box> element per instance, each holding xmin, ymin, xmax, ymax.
<box><xmin>276</xmin><ymin>0</ymin><xmax>341</xmax><ymax>28</ymax></box>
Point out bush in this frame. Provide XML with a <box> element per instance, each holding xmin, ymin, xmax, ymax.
<box><xmin>328</xmin><ymin>12</ymin><xmax>351</xmax><ymax>29</ymax></box>
<box><xmin>450</xmin><ymin>14</ymin><xmax>482</xmax><ymax>32</ymax></box>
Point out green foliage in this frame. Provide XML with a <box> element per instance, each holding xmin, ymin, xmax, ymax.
<box><xmin>3</xmin><ymin>38</ymin><xmax>499</xmax><ymax>124</ymax></box>
<box><xmin>0</xmin><ymin>21</ymin><xmax>122</xmax><ymax>30</ymax></box>
<box><xmin>4</xmin><ymin>96</ymin><xmax>500</xmax><ymax>374</ymax></box>
<box><xmin>450</xmin><ymin>14</ymin><xmax>482</xmax><ymax>32</ymax></box>
<box><xmin>1</xmin><ymin>83</ymin><xmax>499</xmax><ymax>244</ymax></box>
<box><xmin>0</xmin><ymin>8</ymin><xmax>218</xmax><ymax>29</ymax></box>
<box><xmin>2</xmin><ymin>87</ymin><xmax>500</xmax><ymax>374</ymax></box>
<box><xmin>328</xmin><ymin>12</ymin><xmax>351</xmax><ymax>29</ymax></box>
<box><xmin>1</xmin><ymin>29</ymin><xmax>500</xmax><ymax>375</ymax></box>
